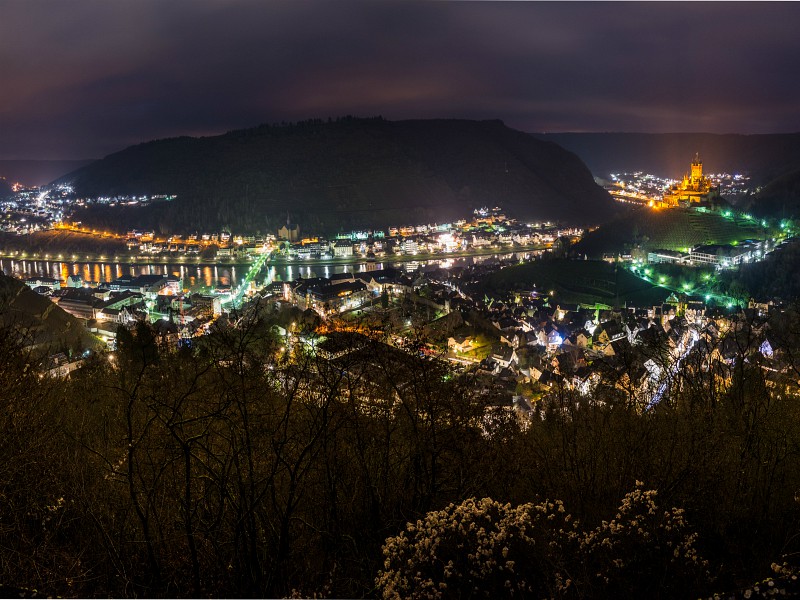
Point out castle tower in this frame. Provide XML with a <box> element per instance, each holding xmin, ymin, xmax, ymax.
<box><xmin>690</xmin><ymin>152</ymin><xmax>703</xmax><ymax>186</ymax></box>
<box><xmin>661</xmin><ymin>152</ymin><xmax>717</xmax><ymax>207</ymax></box>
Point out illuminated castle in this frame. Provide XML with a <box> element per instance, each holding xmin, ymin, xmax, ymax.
<box><xmin>662</xmin><ymin>153</ymin><xmax>718</xmax><ymax>207</ymax></box>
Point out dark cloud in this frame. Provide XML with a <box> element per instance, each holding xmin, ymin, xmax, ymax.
<box><xmin>1</xmin><ymin>1</ymin><xmax>799</xmax><ymax>158</ymax></box>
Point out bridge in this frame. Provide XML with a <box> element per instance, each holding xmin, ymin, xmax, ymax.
<box><xmin>222</xmin><ymin>252</ymin><xmax>272</xmax><ymax>309</ymax></box>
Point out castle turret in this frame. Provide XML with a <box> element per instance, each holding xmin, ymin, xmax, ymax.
<box><xmin>690</xmin><ymin>152</ymin><xmax>703</xmax><ymax>186</ymax></box>
<box><xmin>662</xmin><ymin>152</ymin><xmax>717</xmax><ymax>207</ymax></box>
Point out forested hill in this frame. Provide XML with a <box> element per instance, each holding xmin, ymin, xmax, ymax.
<box><xmin>534</xmin><ymin>132</ymin><xmax>800</xmax><ymax>182</ymax></box>
<box><xmin>59</xmin><ymin>117</ymin><xmax>615</xmax><ymax>235</ymax></box>
<box><xmin>749</xmin><ymin>168</ymin><xmax>800</xmax><ymax>218</ymax></box>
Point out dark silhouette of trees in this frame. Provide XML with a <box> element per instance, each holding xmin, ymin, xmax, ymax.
<box><xmin>2</xmin><ymin>312</ymin><xmax>800</xmax><ymax>596</ymax></box>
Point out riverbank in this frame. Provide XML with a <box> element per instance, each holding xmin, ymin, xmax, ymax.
<box><xmin>0</xmin><ymin>246</ymin><xmax>550</xmax><ymax>294</ymax></box>
<box><xmin>266</xmin><ymin>244</ymin><xmax>548</xmax><ymax>267</ymax></box>
<box><xmin>0</xmin><ymin>243</ymin><xmax>549</xmax><ymax>267</ymax></box>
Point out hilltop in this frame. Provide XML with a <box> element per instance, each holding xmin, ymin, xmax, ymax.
<box><xmin>58</xmin><ymin>117</ymin><xmax>615</xmax><ymax>235</ymax></box>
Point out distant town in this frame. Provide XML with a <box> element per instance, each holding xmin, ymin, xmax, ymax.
<box><xmin>3</xmin><ymin>156</ymin><xmax>798</xmax><ymax>420</ymax></box>
<box><xmin>0</xmin><ymin>185</ymin><xmax>579</xmax><ymax>261</ymax></box>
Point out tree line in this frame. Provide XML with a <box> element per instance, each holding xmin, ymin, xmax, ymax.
<box><xmin>3</xmin><ymin>303</ymin><xmax>800</xmax><ymax>597</ymax></box>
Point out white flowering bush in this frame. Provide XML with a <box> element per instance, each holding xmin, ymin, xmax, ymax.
<box><xmin>377</xmin><ymin>483</ymin><xmax>710</xmax><ymax>599</ymax></box>
<box><xmin>706</xmin><ymin>561</ymin><xmax>800</xmax><ymax>599</ymax></box>
<box><xmin>580</xmin><ymin>482</ymin><xmax>709</xmax><ymax>597</ymax></box>
<box><xmin>376</xmin><ymin>497</ymin><xmax>580</xmax><ymax>599</ymax></box>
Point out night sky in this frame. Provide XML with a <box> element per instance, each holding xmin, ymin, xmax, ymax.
<box><xmin>2</xmin><ymin>1</ymin><xmax>799</xmax><ymax>160</ymax></box>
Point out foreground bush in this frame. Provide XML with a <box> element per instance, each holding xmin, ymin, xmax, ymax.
<box><xmin>377</xmin><ymin>484</ymin><xmax>709</xmax><ymax>599</ymax></box>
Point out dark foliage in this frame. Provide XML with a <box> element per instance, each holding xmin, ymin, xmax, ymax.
<box><xmin>722</xmin><ymin>238</ymin><xmax>800</xmax><ymax>302</ymax></box>
<box><xmin>3</xmin><ymin>306</ymin><xmax>800</xmax><ymax>597</ymax></box>
<box><xmin>0</xmin><ymin>272</ymin><xmax>97</xmax><ymax>355</ymax></box>
<box><xmin>60</xmin><ymin>118</ymin><xmax>615</xmax><ymax>235</ymax></box>
<box><xmin>575</xmin><ymin>207</ymin><xmax>764</xmax><ymax>259</ymax></box>
<box><xmin>750</xmin><ymin>168</ymin><xmax>800</xmax><ymax>219</ymax></box>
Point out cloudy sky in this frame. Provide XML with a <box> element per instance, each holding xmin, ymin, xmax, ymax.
<box><xmin>2</xmin><ymin>1</ymin><xmax>799</xmax><ymax>159</ymax></box>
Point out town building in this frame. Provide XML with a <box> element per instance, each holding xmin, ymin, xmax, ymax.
<box><xmin>689</xmin><ymin>243</ymin><xmax>756</xmax><ymax>267</ymax></box>
<box><xmin>333</xmin><ymin>240</ymin><xmax>354</xmax><ymax>257</ymax></box>
<box><xmin>402</xmin><ymin>238</ymin><xmax>419</xmax><ymax>255</ymax></box>
<box><xmin>50</xmin><ymin>288</ymin><xmax>101</xmax><ymax>320</ymax></box>
<box><xmin>277</xmin><ymin>215</ymin><xmax>300</xmax><ymax>242</ymax></box>
<box><xmin>108</xmin><ymin>274</ymin><xmax>182</xmax><ymax>298</ymax></box>
<box><xmin>189</xmin><ymin>294</ymin><xmax>223</xmax><ymax>318</ymax></box>
<box><xmin>25</xmin><ymin>276</ymin><xmax>61</xmax><ymax>291</ymax></box>
<box><xmin>647</xmin><ymin>249</ymin><xmax>690</xmax><ymax>265</ymax></box>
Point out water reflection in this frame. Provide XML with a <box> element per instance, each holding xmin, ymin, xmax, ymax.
<box><xmin>0</xmin><ymin>252</ymin><xmax>540</xmax><ymax>292</ymax></box>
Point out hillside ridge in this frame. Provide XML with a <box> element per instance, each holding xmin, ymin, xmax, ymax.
<box><xmin>59</xmin><ymin>117</ymin><xmax>616</xmax><ymax>235</ymax></box>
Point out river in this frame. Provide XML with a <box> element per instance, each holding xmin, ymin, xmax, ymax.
<box><xmin>1</xmin><ymin>251</ymin><xmax>543</xmax><ymax>293</ymax></box>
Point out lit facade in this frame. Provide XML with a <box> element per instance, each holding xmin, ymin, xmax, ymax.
<box><xmin>662</xmin><ymin>153</ymin><xmax>719</xmax><ymax>207</ymax></box>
